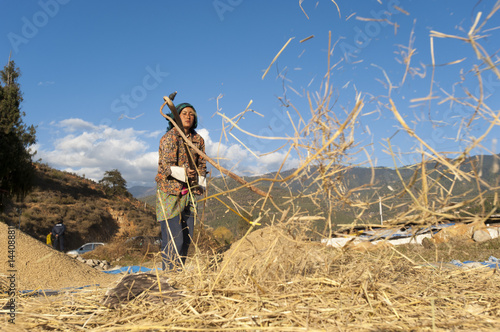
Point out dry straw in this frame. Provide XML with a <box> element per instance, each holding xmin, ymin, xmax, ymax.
<box><xmin>4</xmin><ymin>227</ymin><xmax>500</xmax><ymax>330</ymax></box>
<box><xmin>3</xmin><ymin>2</ymin><xmax>500</xmax><ymax>331</ymax></box>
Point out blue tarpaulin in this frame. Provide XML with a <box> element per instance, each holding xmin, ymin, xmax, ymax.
<box><xmin>102</xmin><ymin>265</ymin><xmax>161</xmax><ymax>274</ymax></box>
<box><xmin>450</xmin><ymin>256</ymin><xmax>499</xmax><ymax>269</ymax></box>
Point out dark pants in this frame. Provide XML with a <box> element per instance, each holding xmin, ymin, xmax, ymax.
<box><xmin>160</xmin><ymin>205</ymin><xmax>194</xmax><ymax>271</ymax></box>
<box><xmin>53</xmin><ymin>235</ymin><xmax>64</xmax><ymax>252</ymax></box>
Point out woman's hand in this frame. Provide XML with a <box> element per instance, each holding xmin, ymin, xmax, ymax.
<box><xmin>187</xmin><ymin>168</ymin><xmax>197</xmax><ymax>179</ymax></box>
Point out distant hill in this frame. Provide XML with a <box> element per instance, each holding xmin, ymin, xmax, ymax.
<box><xmin>0</xmin><ymin>163</ymin><xmax>158</xmax><ymax>250</ymax></box>
<box><xmin>129</xmin><ymin>185</ymin><xmax>156</xmax><ymax>198</ymax></box>
<box><xmin>138</xmin><ymin>154</ymin><xmax>499</xmax><ymax>237</ymax></box>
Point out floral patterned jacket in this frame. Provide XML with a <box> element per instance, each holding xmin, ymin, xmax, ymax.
<box><xmin>155</xmin><ymin>128</ymin><xmax>207</xmax><ymax>196</ymax></box>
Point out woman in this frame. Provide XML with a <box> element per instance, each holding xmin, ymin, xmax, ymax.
<box><xmin>156</xmin><ymin>102</ymin><xmax>206</xmax><ymax>271</ymax></box>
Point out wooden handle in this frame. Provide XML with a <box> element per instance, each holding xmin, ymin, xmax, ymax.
<box><xmin>161</xmin><ymin>96</ymin><xmax>196</xmax><ymax>171</ymax></box>
<box><xmin>159</xmin><ymin>100</ymin><xmax>269</xmax><ymax>198</ymax></box>
<box><xmin>162</xmin><ymin>95</ymin><xmax>177</xmax><ymax>114</ymax></box>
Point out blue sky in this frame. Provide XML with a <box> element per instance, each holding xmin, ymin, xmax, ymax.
<box><xmin>1</xmin><ymin>0</ymin><xmax>499</xmax><ymax>187</ymax></box>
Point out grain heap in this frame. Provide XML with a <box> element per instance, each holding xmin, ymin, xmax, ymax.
<box><xmin>0</xmin><ymin>222</ymin><xmax>118</xmax><ymax>291</ymax></box>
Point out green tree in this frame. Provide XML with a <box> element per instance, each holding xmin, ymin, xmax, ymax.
<box><xmin>0</xmin><ymin>58</ymin><xmax>37</xmax><ymax>209</ymax></box>
<box><xmin>99</xmin><ymin>169</ymin><xmax>130</xmax><ymax>197</ymax></box>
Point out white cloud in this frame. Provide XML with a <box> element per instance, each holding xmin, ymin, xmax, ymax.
<box><xmin>36</xmin><ymin>120</ymin><xmax>299</xmax><ymax>188</ymax></box>
<box><xmin>38</xmin><ymin>81</ymin><xmax>55</xmax><ymax>86</ymax></box>
<box><xmin>198</xmin><ymin>128</ymin><xmax>299</xmax><ymax>177</ymax></box>
<box><xmin>145</xmin><ymin>130</ymin><xmax>163</xmax><ymax>138</ymax></box>
<box><xmin>57</xmin><ymin>118</ymin><xmax>97</xmax><ymax>133</ymax></box>
<box><xmin>37</xmin><ymin>119</ymin><xmax>158</xmax><ymax>186</ymax></box>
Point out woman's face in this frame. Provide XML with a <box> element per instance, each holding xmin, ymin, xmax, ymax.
<box><xmin>179</xmin><ymin>107</ymin><xmax>196</xmax><ymax>131</ymax></box>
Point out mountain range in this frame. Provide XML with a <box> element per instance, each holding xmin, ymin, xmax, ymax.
<box><xmin>134</xmin><ymin>154</ymin><xmax>499</xmax><ymax>238</ymax></box>
<box><xmin>1</xmin><ymin>154</ymin><xmax>497</xmax><ymax>250</ymax></box>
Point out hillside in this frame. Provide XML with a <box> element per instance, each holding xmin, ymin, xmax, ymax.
<box><xmin>0</xmin><ymin>163</ymin><xmax>158</xmax><ymax>250</ymax></box>
<box><xmin>138</xmin><ymin>154</ymin><xmax>499</xmax><ymax>238</ymax></box>
<box><xmin>129</xmin><ymin>185</ymin><xmax>156</xmax><ymax>198</ymax></box>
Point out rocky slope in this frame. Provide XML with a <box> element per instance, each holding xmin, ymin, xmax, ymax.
<box><xmin>0</xmin><ymin>163</ymin><xmax>158</xmax><ymax>251</ymax></box>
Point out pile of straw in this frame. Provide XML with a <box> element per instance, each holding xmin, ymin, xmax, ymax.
<box><xmin>3</xmin><ymin>221</ymin><xmax>499</xmax><ymax>331</ymax></box>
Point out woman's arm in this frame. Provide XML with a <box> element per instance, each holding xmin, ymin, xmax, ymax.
<box><xmin>158</xmin><ymin>133</ymin><xmax>179</xmax><ymax>179</ymax></box>
<box><xmin>197</xmin><ymin>136</ymin><xmax>207</xmax><ymax>178</ymax></box>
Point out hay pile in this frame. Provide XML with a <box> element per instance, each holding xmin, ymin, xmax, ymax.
<box><xmin>2</xmin><ymin>223</ymin><xmax>499</xmax><ymax>331</ymax></box>
<box><xmin>0</xmin><ymin>222</ymin><xmax>118</xmax><ymax>291</ymax></box>
<box><xmin>218</xmin><ymin>225</ymin><xmax>336</xmax><ymax>281</ymax></box>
